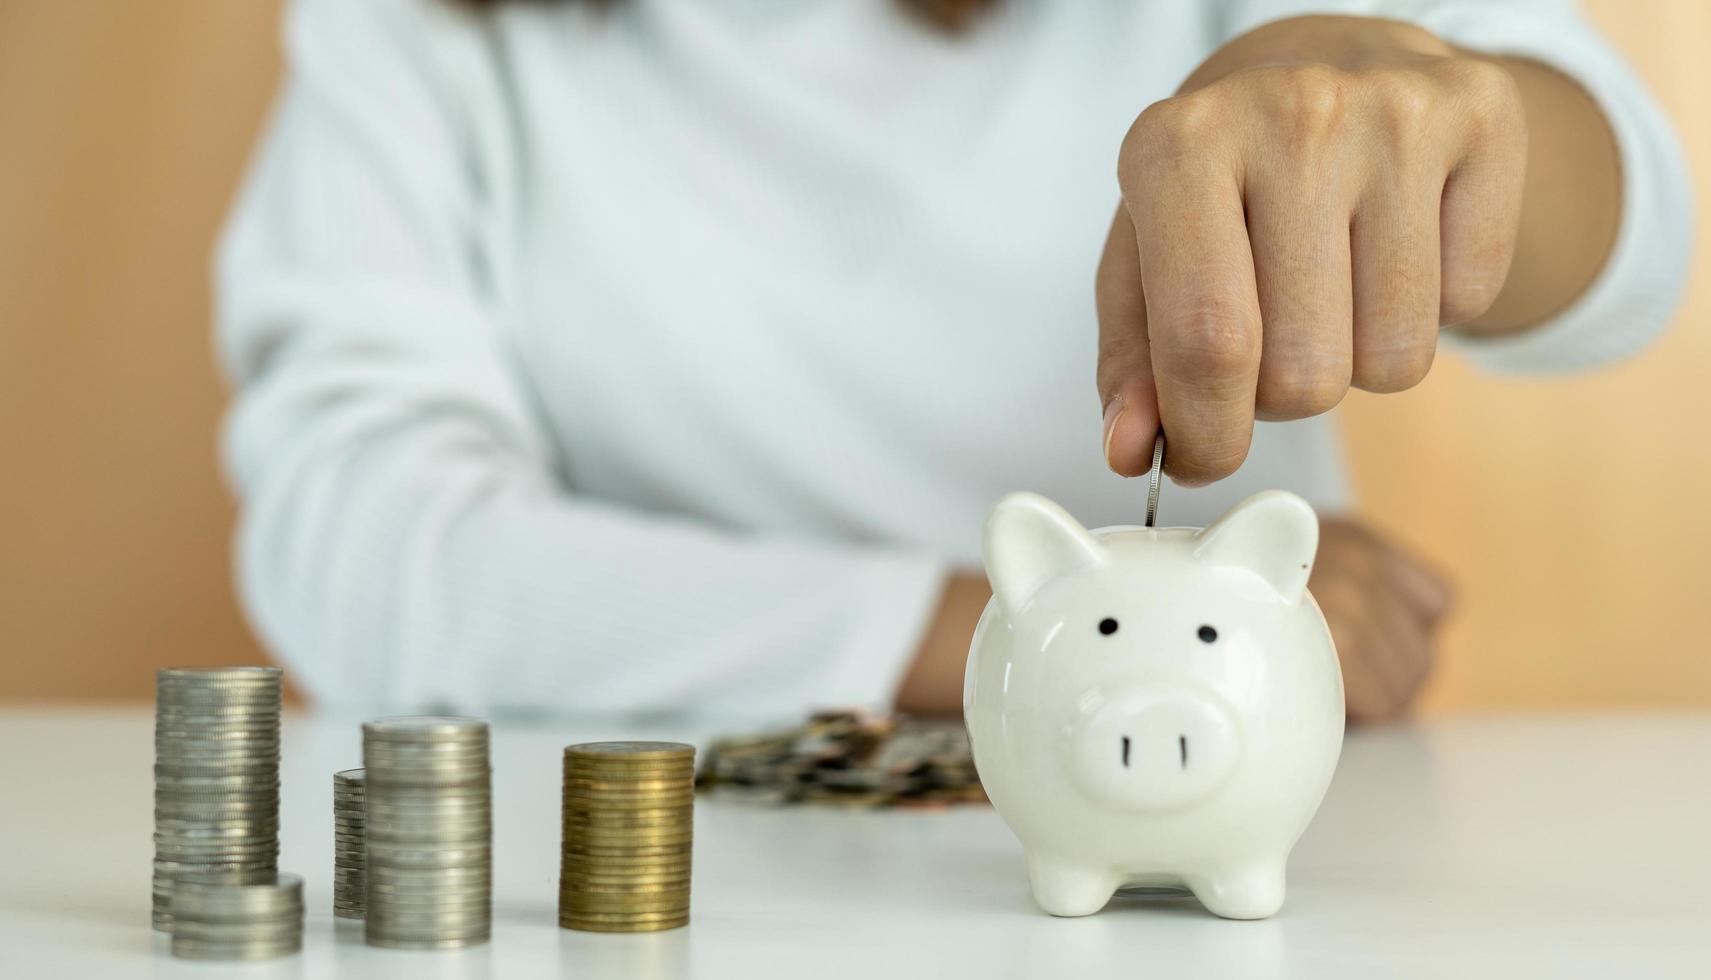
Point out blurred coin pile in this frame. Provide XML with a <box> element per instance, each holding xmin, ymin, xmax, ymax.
<box><xmin>695</xmin><ymin>710</ymin><xmax>986</xmax><ymax>807</ymax></box>
<box><xmin>560</xmin><ymin>742</ymin><xmax>695</xmax><ymax>933</ymax></box>
<box><xmin>333</xmin><ymin>768</ymin><xmax>366</xmax><ymax>919</ymax></box>
<box><xmin>169</xmin><ymin>872</ymin><xmax>304</xmax><ymax>961</ymax></box>
<box><xmin>363</xmin><ymin>717</ymin><xmax>492</xmax><ymax>949</ymax></box>
<box><xmin>152</xmin><ymin>666</ymin><xmax>283</xmax><ymax>932</ymax></box>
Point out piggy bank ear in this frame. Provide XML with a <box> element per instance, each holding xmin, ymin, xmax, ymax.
<box><xmin>983</xmin><ymin>493</ymin><xmax>1108</xmax><ymax>616</ymax></box>
<box><xmin>1192</xmin><ymin>491</ymin><xmax>1319</xmax><ymax>604</ymax></box>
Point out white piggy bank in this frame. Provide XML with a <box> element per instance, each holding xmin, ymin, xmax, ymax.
<box><xmin>963</xmin><ymin>490</ymin><xmax>1343</xmax><ymax>919</ymax></box>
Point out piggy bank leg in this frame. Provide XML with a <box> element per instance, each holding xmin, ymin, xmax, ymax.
<box><xmin>1186</xmin><ymin>861</ymin><xmax>1287</xmax><ymax>920</ymax></box>
<box><xmin>1026</xmin><ymin>853</ymin><xmax>1118</xmax><ymax>917</ymax></box>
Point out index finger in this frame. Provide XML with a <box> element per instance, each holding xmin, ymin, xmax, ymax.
<box><xmin>1095</xmin><ymin>206</ymin><xmax>1162</xmax><ymax>478</ymax></box>
<box><xmin>1120</xmin><ymin>100</ymin><xmax>1261</xmax><ymax>486</ymax></box>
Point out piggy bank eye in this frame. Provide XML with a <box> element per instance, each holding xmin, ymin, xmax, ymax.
<box><xmin>1198</xmin><ymin>625</ymin><xmax>1218</xmax><ymax>643</ymax></box>
<box><xmin>1098</xmin><ymin>618</ymin><xmax>1119</xmax><ymax>636</ymax></box>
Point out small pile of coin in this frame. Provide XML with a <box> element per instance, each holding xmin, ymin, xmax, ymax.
<box><xmin>362</xmin><ymin>716</ymin><xmax>492</xmax><ymax>949</ymax></box>
<box><xmin>169</xmin><ymin>872</ymin><xmax>304</xmax><ymax>960</ymax></box>
<box><xmin>152</xmin><ymin>666</ymin><xmax>283</xmax><ymax>932</ymax></box>
<box><xmin>333</xmin><ymin>768</ymin><xmax>366</xmax><ymax>919</ymax></box>
<box><xmin>696</xmin><ymin>710</ymin><xmax>985</xmax><ymax>807</ymax></box>
<box><xmin>560</xmin><ymin>742</ymin><xmax>695</xmax><ymax>933</ymax></box>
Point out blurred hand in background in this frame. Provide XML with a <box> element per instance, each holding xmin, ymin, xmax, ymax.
<box><xmin>1312</xmin><ymin>516</ymin><xmax>1453</xmax><ymax>723</ymax></box>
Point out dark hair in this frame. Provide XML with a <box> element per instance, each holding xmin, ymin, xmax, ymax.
<box><xmin>458</xmin><ymin>0</ymin><xmax>997</xmax><ymax>32</ymax></box>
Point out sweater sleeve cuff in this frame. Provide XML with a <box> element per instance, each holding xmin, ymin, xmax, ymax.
<box><xmin>815</xmin><ymin>554</ymin><xmax>949</xmax><ymax>715</ymax></box>
<box><xmin>1423</xmin><ymin>3</ymin><xmax>1694</xmax><ymax>374</ymax></box>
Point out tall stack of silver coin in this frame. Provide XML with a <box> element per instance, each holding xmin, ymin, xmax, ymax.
<box><xmin>362</xmin><ymin>716</ymin><xmax>492</xmax><ymax>949</ymax></box>
<box><xmin>169</xmin><ymin>873</ymin><xmax>304</xmax><ymax>960</ymax></box>
<box><xmin>333</xmin><ymin>768</ymin><xmax>367</xmax><ymax>919</ymax></box>
<box><xmin>152</xmin><ymin>666</ymin><xmax>283</xmax><ymax>932</ymax></box>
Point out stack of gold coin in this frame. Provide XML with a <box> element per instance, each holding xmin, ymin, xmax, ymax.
<box><xmin>152</xmin><ymin>666</ymin><xmax>283</xmax><ymax>932</ymax></box>
<box><xmin>362</xmin><ymin>717</ymin><xmax>492</xmax><ymax>949</ymax></box>
<box><xmin>332</xmin><ymin>768</ymin><xmax>366</xmax><ymax>919</ymax></box>
<box><xmin>559</xmin><ymin>741</ymin><xmax>695</xmax><ymax>933</ymax></box>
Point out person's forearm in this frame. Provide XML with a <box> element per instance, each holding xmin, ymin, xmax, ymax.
<box><xmin>895</xmin><ymin>573</ymin><xmax>990</xmax><ymax>716</ymax></box>
<box><xmin>1458</xmin><ymin>54</ymin><xmax>1622</xmax><ymax>335</ymax></box>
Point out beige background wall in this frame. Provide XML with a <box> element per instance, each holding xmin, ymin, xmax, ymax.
<box><xmin>1</xmin><ymin>1</ymin><xmax>283</xmax><ymax>700</ymax></box>
<box><xmin>0</xmin><ymin>1</ymin><xmax>1705</xmax><ymax>709</ymax></box>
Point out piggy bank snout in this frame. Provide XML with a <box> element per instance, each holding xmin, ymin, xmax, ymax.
<box><xmin>1069</xmin><ymin>687</ymin><xmax>1240</xmax><ymax>812</ymax></box>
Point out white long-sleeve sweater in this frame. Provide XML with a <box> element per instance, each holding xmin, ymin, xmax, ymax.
<box><xmin>217</xmin><ymin>0</ymin><xmax>1691</xmax><ymax>719</ymax></box>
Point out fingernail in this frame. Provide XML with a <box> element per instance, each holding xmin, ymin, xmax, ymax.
<box><xmin>1102</xmin><ymin>395</ymin><xmax>1127</xmax><ymax>473</ymax></box>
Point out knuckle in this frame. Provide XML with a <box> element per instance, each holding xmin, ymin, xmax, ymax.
<box><xmin>1095</xmin><ymin>332</ymin><xmax>1146</xmax><ymax>395</ymax></box>
<box><xmin>1386</xmin><ymin>20</ymin><xmax>1451</xmax><ymax>55</ymax></box>
<box><xmin>1443</xmin><ymin>59</ymin><xmax>1522</xmax><ymax>135</ymax></box>
<box><xmin>1121</xmin><ymin>95</ymin><xmax>1221</xmax><ymax>177</ymax></box>
<box><xmin>1256</xmin><ymin>372</ymin><xmax>1348</xmax><ymax>419</ymax></box>
<box><xmin>1159</xmin><ymin>305</ymin><xmax>1260</xmax><ymax>383</ymax></box>
<box><xmin>1169</xmin><ymin>437</ymin><xmax>1251</xmax><ymax>485</ymax></box>
<box><xmin>1439</xmin><ymin>276</ymin><xmax>1503</xmax><ymax>325</ymax></box>
<box><xmin>1453</xmin><ymin>58</ymin><xmax>1518</xmax><ymax>101</ymax></box>
<box><xmin>1267</xmin><ymin>65</ymin><xmax>1348</xmax><ymax>133</ymax></box>
<box><xmin>1353</xmin><ymin>343</ymin><xmax>1435</xmax><ymax>394</ymax></box>
<box><xmin>1366</xmin><ymin>68</ymin><xmax>1438</xmax><ymax>139</ymax></box>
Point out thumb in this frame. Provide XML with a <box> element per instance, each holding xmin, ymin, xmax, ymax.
<box><xmin>1096</xmin><ymin>205</ymin><xmax>1161</xmax><ymax>477</ymax></box>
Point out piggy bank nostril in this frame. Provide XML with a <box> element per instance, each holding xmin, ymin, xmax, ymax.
<box><xmin>1119</xmin><ymin>735</ymin><xmax>1188</xmax><ymax>770</ymax></box>
<box><xmin>1071</xmin><ymin>692</ymin><xmax>1239</xmax><ymax>810</ymax></box>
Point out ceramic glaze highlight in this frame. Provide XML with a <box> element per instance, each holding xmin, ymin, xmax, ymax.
<box><xmin>963</xmin><ymin>491</ymin><xmax>1344</xmax><ymax>919</ymax></box>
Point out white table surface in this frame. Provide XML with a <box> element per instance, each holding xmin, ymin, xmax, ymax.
<box><xmin>0</xmin><ymin>707</ymin><xmax>1706</xmax><ymax>979</ymax></box>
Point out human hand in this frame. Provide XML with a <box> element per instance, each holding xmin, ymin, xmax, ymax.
<box><xmin>1098</xmin><ymin>15</ymin><xmax>1527</xmax><ymax>484</ymax></box>
<box><xmin>1311</xmin><ymin>516</ymin><xmax>1452</xmax><ymax>723</ymax></box>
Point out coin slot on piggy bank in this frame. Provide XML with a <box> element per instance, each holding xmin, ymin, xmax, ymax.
<box><xmin>963</xmin><ymin>490</ymin><xmax>1344</xmax><ymax>920</ymax></box>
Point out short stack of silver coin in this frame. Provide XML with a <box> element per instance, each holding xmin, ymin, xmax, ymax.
<box><xmin>169</xmin><ymin>873</ymin><xmax>304</xmax><ymax>960</ymax></box>
<box><xmin>152</xmin><ymin>666</ymin><xmax>283</xmax><ymax>932</ymax></box>
<box><xmin>362</xmin><ymin>716</ymin><xmax>492</xmax><ymax>949</ymax></box>
<box><xmin>334</xmin><ymin>768</ymin><xmax>367</xmax><ymax>919</ymax></box>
